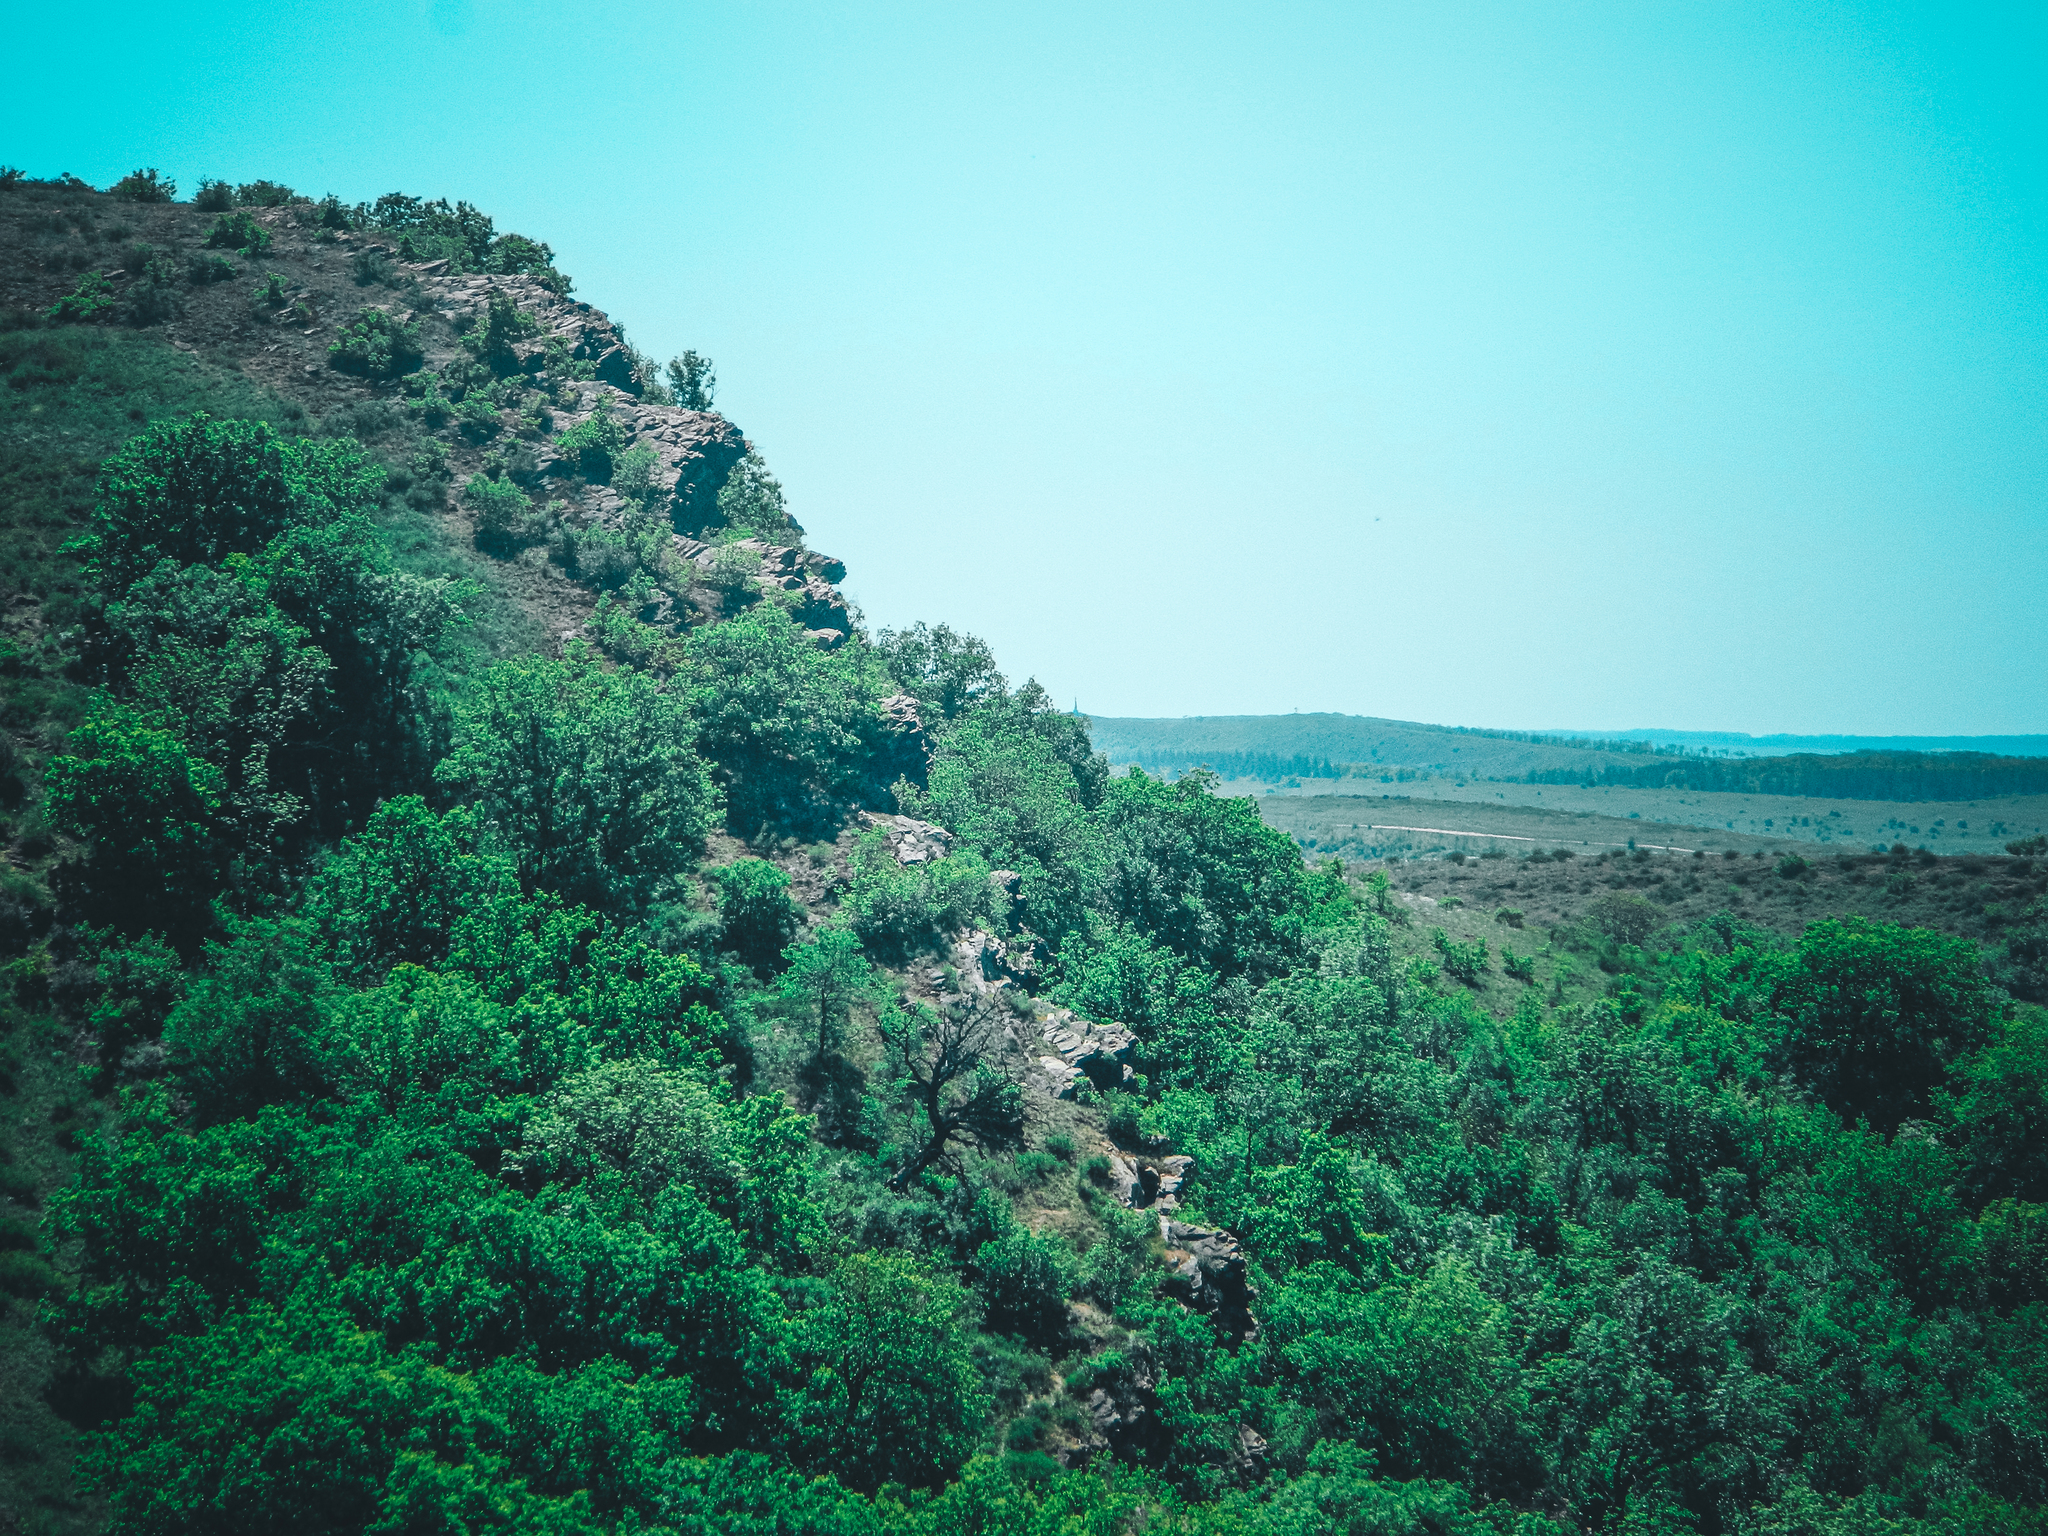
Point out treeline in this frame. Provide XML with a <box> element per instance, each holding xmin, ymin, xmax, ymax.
<box><xmin>1111</xmin><ymin>748</ymin><xmax>1346</xmax><ymax>782</ymax></box>
<box><xmin>1525</xmin><ymin>750</ymin><xmax>2048</xmax><ymax>802</ymax></box>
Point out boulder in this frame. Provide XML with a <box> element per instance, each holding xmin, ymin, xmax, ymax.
<box><xmin>856</xmin><ymin>812</ymin><xmax>952</xmax><ymax>866</ymax></box>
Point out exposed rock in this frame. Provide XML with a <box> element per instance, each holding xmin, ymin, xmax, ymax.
<box><xmin>1160</xmin><ymin>1220</ymin><xmax>1257</xmax><ymax>1343</ymax></box>
<box><xmin>856</xmin><ymin>812</ymin><xmax>952</xmax><ymax>866</ymax></box>
<box><xmin>1225</xmin><ymin>1424</ymin><xmax>1270</xmax><ymax>1481</ymax></box>
<box><xmin>1103</xmin><ymin>1151</ymin><xmax>1192</xmax><ymax>1212</ymax></box>
<box><xmin>1032</xmin><ymin>1008</ymin><xmax>1135</xmax><ymax>1097</ymax></box>
<box><xmin>874</xmin><ymin>692</ymin><xmax>932</xmax><ymax>783</ymax></box>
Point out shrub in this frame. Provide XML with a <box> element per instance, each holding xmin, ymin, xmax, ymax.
<box><xmin>111</xmin><ymin>167</ymin><xmax>176</xmax><ymax>203</ymax></box>
<box><xmin>254</xmin><ymin>271</ymin><xmax>287</xmax><ymax>307</ymax></box>
<box><xmin>191</xmin><ymin>178</ymin><xmax>233</xmax><ymax>211</ymax></box>
<box><xmin>709</xmin><ymin>858</ymin><xmax>806</xmax><ymax>976</ymax></box>
<box><xmin>328</xmin><ymin>307</ymin><xmax>423</xmax><ymax>379</ymax></box>
<box><xmin>125</xmin><ymin>255</ymin><xmax>184</xmax><ymax>326</ymax></box>
<box><xmin>463</xmin><ymin>472</ymin><xmax>541</xmax><ymax>548</ymax></box>
<box><xmin>185</xmin><ymin>253</ymin><xmax>236</xmax><ymax>285</ymax></box>
<box><xmin>1494</xmin><ymin>907</ymin><xmax>1524</xmax><ymax>927</ymax></box>
<box><xmin>206</xmin><ymin>211</ymin><xmax>271</xmax><ymax>254</ymax></box>
<box><xmin>2007</xmin><ymin>834</ymin><xmax>2047</xmax><ymax>856</ymax></box>
<box><xmin>1502</xmin><ymin>947</ymin><xmax>1537</xmax><ymax>982</ymax></box>
<box><xmin>234</xmin><ymin>179</ymin><xmax>297</xmax><ymax>207</ymax></box>
<box><xmin>1775</xmin><ymin>853</ymin><xmax>1811</xmax><ymax>879</ymax></box>
<box><xmin>463</xmin><ymin>292</ymin><xmax>541</xmax><ymax>374</ymax></box>
<box><xmin>556</xmin><ymin>404</ymin><xmax>625</xmax><ymax>481</ymax></box>
<box><xmin>1431</xmin><ymin>928</ymin><xmax>1488</xmax><ymax>984</ymax></box>
<box><xmin>47</xmin><ymin>270</ymin><xmax>114</xmax><ymax>324</ymax></box>
<box><xmin>456</xmin><ymin>395</ymin><xmax>502</xmax><ymax>443</ymax></box>
<box><xmin>1590</xmin><ymin>890</ymin><xmax>1660</xmax><ymax>948</ymax></box>
<box><xmin>567</xmin><ymin>524</ymin><xmax>638</xmax><ymax>589</ymax></box>
<box><xmin>350</xmin><ymin>247</ymin><xmax>395</xmax><ymax>286</ymax></box>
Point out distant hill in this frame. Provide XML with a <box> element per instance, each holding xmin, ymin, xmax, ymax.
<box><xmin>1087</xmin><ymin>713</ymin><xmax>2048</xmax><ymax>803</ymax></box>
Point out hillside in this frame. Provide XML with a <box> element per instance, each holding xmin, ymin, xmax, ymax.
<box><xmin>1</xmin><ymin>169</ymin><xmax>2044</xmax><ymax>1536</ymax></box>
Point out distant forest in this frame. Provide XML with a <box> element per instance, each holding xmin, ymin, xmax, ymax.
<box><xmin>1093</xmin><ymin>718</ymin><xmax>2048</xmax><ymax>803</ymax></box>
<box><xmin>1526</xmin><ymin>752</ymin><xmax>2048</xmax><ymax>803</ymax></box>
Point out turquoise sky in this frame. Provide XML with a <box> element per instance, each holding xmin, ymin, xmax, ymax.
<box><xmin>8</xmin><ymin>2</ymin><xmax>2043</xmax><ymax>733</ymax></box>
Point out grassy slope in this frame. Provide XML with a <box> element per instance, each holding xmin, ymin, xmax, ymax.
<box><xmin>1346</xmin><ymin>843</ymin><xmax>2047</xmax><ymax>1017</ymax></box>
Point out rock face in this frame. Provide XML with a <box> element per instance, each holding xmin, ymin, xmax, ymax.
<box><xmin>857</xmin><ymin>812</ymin><xmax>952</xmax><ymax>865</ymax></box>
<box><xmin>1160</xmin><ymin>1220</ymin><xmax>1257</xmax><ymax>1343</ymax></box>
<box><xmin>1103</xmin><ymin>1152</ymin><xmax>1193</xmax><ymax>1212</ymax></box>
<box><xmin>1031</xmin><ymin>1008</ymin><xmax>1135</xmax><ymax>1099</ymax></box>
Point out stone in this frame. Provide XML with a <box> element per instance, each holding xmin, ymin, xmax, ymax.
<box><xmin>1160</xmin><ymin>1220</ymin><xmax>1257</xmax><ymax>1342</ymax></box>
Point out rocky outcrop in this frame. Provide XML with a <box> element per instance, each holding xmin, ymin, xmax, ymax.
<box><xmin>1103</xmin><ymin>1152</ymin><xmax>1193</xmax><ymax>1212</ymax></box>
<box><xmin>1033</xmin><ymin>1008</ymin><xmax>1135</xmax><ymax>1099</ymax></box>
<box><xmin>1160</xmin><ymin>1220</ymin><xmax>1257</xmax><ymax>1343</ymax></box>
<box><xmin>667</xmin><ymin>534</ymin><xmax>853</xmax><ymax>642</ymax></box>
<box><xmin>856</xmin><ymin>811</ymin><xmax>953</xmax><ymax>865</ymax></box>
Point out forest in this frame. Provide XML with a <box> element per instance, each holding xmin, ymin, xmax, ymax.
<box><xmin>0</xmin><ymin>171</ymin><xmax>2044</xmax><ymax>1536</ymax></box>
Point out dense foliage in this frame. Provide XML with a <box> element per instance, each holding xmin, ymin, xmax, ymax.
<box><xmin>1</xmin><ymin>181</ymin><xmax>2042</xmax><ymax>1535</ymax></box>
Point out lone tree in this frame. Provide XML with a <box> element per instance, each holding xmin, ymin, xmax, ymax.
<box><xmin>777</xmin><ymin>929</ymin><xmax>872</xmax><ymax>1063</ymax></box>
<box><xmin>883</xmin><ymin>997</ymin><xmax>1025</xmax><ymax>1190</ymax></box>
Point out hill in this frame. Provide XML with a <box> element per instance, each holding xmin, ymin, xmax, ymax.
<box><xmin>1</xmin><ymin>168</ymin><xmax>2044</xmax><ymax>1536</ymax></box>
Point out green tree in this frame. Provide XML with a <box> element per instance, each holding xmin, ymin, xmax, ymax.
<box><xmin>776</xmin><ymin>928</ymin><xmax>873</xmax><ymax>1062</ymax></box>
<box><xmin>665</xmin><ymin>350</ymin><xmax>716</xmax><ymax>410</ymax></box>
<box><xmin>1773</xmin><ymin>917</ymin><xmax>2001</xmax><ymax>1129</ymax></box>
<box><xmin>45</xmin><ymin>698</ymin><xmax>226</xmax><ymax>940</ymax></box>
<box><xmin>683</xmin><ymin>605</ymin><xmax>887</xmax><ymax>834</ymax></box>
<box><xmin>784</xmin><ymin>1252</ymin><xmax>988</xmax><ymax>1490</ymax></box>
<box><xmin>304</xmin><ymin>798</ymin><xmax>514</xmax><ymax>979</ymax></box>
<box><xmin>709</xmin><ymin>857</ymin><xmax>806</xmax><ymax>976</ymax></box>
<box><xmin>436</xmin><ymin>650</ymin><xmax>717</xmax><ymax>912</ymax></box>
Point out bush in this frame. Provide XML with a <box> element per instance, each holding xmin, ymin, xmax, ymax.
<box><xmin>556</xmin><ymin>404</ymin><xmax>625</xmax><ymax>481</ymax></box>
<box><xmin>205</xmin><ymin>211</ymin><xmax>271</xmax><ymax>254</ymax></box>
<box><xmin>124</xmin><ymin>256</ymin><xmax>184</xmax><ymax>327</ymax></box>
<box><xmin>709</xmin><ymin>858</ymin><xmax>806</xmax><ymax>976</ymax></box>
<box><xmin>1431</xmin><ymin>928</ymin><xmax>1488</xmax><ymax>984</ymax></box>
<box><xmin>46</xmin><ymin>269</ymin><xmax>114</xmax><ymax>324</ymax></box>
<box><xmin>1494</xmin><ymin>906</ymin><xmax>1524</xmax><ymax>927</ymax></box>
<box><xmin>567</xmin><ymin>524</ymin><xmax>638</xmax><ymax>588</ymax></box>
<box><xmin>350</xmin><ymin>247</ymin><xmax>395</xmax><ymax>286</ymax></box>
<box><xmin>111</xmin><ymin>167</ymin><xmax>176</xmax><ymax>203</ymax></box>
<box><xmin>1590</xmin><ymin>890</ymin><xmax>1660</xmax><ymax>948</ymax></box>
<box><xmin>456</xmin><ymin>394</ymin><xmax>502</xmax><ymax>442</ymax></box>
<box><xmin>186</xmin><ymin>252</ymin><xmax>236</xmax><ymax>285</ymax></box>
<box><xmin>463</xmin><ymin>472</ymin><xmax>543</xmax><ymax>549</ymax></box>
<box><xmin>234</xmin><ymin>179</ymin><xmax>297</xmax><ymax>207</ymax></box>
<box><xmin>842</xmin><ymin>833</ymin><xmax>1005</xmax><ymax>960</ymax></box>
<box><xmin>192</xmin><ymin>178</ymin><xmax>234</xmax><ymax>212</ymax></box>
<box><xmin>327</xmin><ymin>307</ymin><xmax>423</xmax><ymax>379</ymax></box>
<box><xmin>1775</xmin><ymin>853</ymin><xmax>1810</xmax><ymax>879</ymax></box>
<box><xmin>2007</xmin><ymin>834</ymin><xmax>2047</xmax><ymax>856</ymax></box>
<box><xmin>1502</xmin><ymin>947</ymin><xmax>1537</xmax><ymax>982</ymax></box>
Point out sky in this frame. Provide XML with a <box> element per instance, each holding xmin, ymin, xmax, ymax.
<box><xmin>6</xmin><ymin>1</ymin><xmax>2044</xmax><ymax>734</ymax></box>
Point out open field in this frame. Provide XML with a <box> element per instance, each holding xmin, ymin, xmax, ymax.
<box><xmin>1225</xmin><ymin>777</ymin><xmax>2047</xmax><ymax>856</ymax></box>
<box><xmin>1335</xmin><ymin>840</ymin><xmax>2048</xmax><ymax>1016</ymax></box>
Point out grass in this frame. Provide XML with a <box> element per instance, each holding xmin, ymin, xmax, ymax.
<box><xmin>1243</xmin><ymin>779</ymin><xmax>2048</xmax><ymax>859</ymax></box>
<box><xmin>1348</xmin><ymin>842</ymin><xmax>2047</xmax><ymax>1016</ymax></box>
